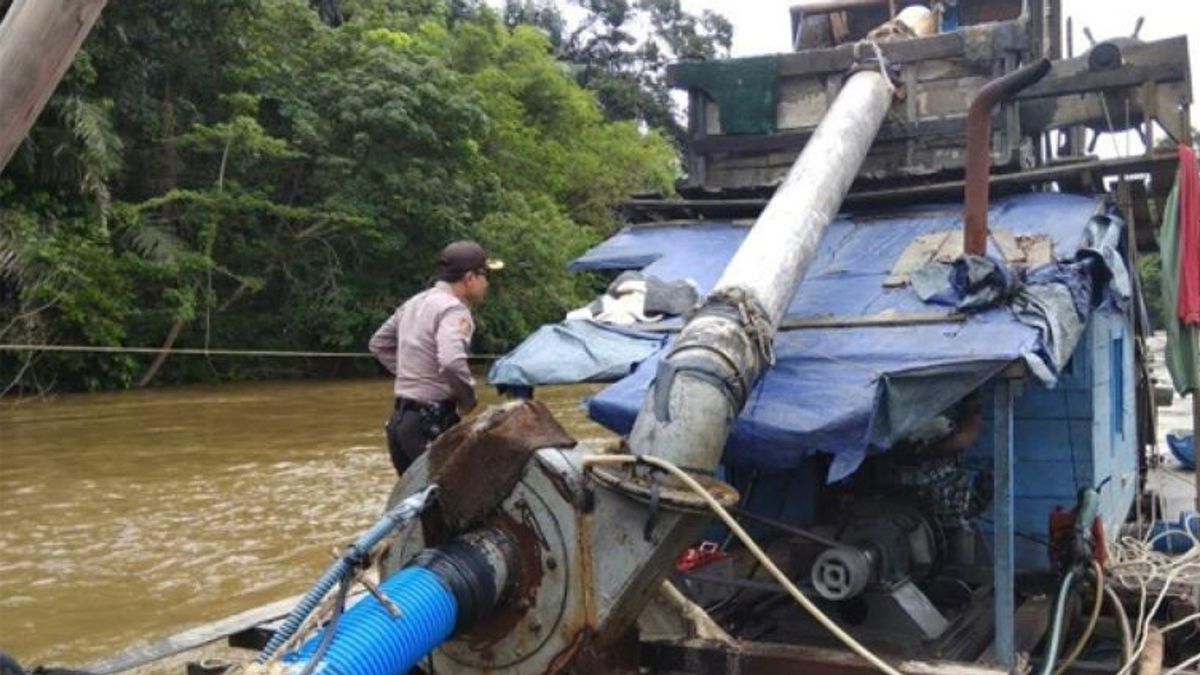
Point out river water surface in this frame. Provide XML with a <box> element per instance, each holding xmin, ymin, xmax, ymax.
<box><xmin>0</xmin><ymin>378</ymin><xmax>609</xmax><ymax>668</ymax></box>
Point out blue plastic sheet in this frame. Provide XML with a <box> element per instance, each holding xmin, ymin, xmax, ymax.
<box><xmin>488</xmin><ymin>320</ymin><xmax>667</xmax><ymax>386</ymax></box>
<box><xmin>1169</xmin><ymin>433</ymin><xmax>1196</xmax><ymax>470</ymax></box>
<box><xmin>589</xmin><ymin>318</ymin><xmax>1034</xmax><ymax>481</ymax></box>
<box><xmin>500</xmin><ymin>193</ymin><xmax>1118</xmax><ymax>480</ymax></box>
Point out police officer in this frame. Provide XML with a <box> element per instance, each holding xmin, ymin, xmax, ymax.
<box><xmin>368</xmin><ymin>240</ymin><xmax>503</xmax><ymax>476</ymax></box>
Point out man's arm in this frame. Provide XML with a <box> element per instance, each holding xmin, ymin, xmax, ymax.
<box><xmin>435</xmin><ymin>306</ymin><xmax>477</xmax><ymax>412</ymax></box>
<box><xmin>368</xmin><ymin>311</ymin><xmax>399</xmax><ymax>374</ymax></box>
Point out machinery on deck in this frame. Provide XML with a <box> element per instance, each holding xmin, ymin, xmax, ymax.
<box><xmin>256</xmin><ymin>2</ymin><xmax>1193</xmax><ymax>674</ymax></box>
<box><xmin>247</xmin><ymin>1</ymin><xmax>1195</xmax><ymax>673</ymax></box>
<box><xmin>0</xmin><ymin>0</ymin><xmax>1193</xmax><ymax>673</ymax></box>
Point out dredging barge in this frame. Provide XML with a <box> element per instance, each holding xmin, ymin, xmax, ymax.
<box><xmin>3</xmin><ymin>0</ymin><xmax>1198</xmax><ymax>673</ymax></box>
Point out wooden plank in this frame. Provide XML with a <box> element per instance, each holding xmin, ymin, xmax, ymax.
<box><xmin>690</xmin><ymin>115</ymin><xmax>979</xmax><ymax>156</ymax></box>
<box><xmin>885</xmin><ymin>231</ymin><xmax>948</xmax><ymax>286</ymax></box>
<box><xmin>990</xmin><ymin>230</ymin><xmax>1025</xmax><ymax>264</ymax></box>
<box><xmin>634</xmin><ymin>311</ymin><xmax>966</xmax><ymax>334</ymax></box>
<box><xmin>980</xmin><ymin>595</ymin><xmax>1052</xmax><ymax>663</ymax></box>
<box><xmin>640</xmin><ymin>637</ymin><xmax>1007</xmax><ymax>675</ymax></box>
<box><xmin>1014</xmin><ymin>387</ymin><xmax>1094</xmax><ymax>420</ymax></box>
<box><xmin>1020</xmin><ymin>63</ymin><xmax>1190</xmax><ymax>102</ymax></box>
<box><xmin>991</xmin><ymin>378</ymin><xmax>1017</xmax><ymax>669</ymax></box>
<box><xmin>77</xmin><ymin>593</ymin><xmax>326</xmax><ymax>674</ymax></box>
<box><xmin>627</xmin><ymin>154</ymin><xmax>1178</xmax><ymax>217</ymax></box>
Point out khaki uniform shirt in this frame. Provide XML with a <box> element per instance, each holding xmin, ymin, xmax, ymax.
<box><xmin>368</xmin><ymin>282</ymin><xmax>476</xmax><ymax>410</ymax></box>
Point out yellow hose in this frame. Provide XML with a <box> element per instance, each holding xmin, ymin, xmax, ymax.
<box><xmin>584</xmin><ymin>454</ymin><xmax>903</xmax><ymax>675</ymax></box>
<box><xmin>1053</xmin><ymin>560</ymin><xmax>1105</xmax><ymax>675</ymax></box>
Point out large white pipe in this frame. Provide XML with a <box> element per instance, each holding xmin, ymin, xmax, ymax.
<box><xmin>626</xmin><ymin>68</ymin><xmax>896</xmax><ymax>472</ymax></box>
<box><xmin>715</xmin><ymin>69</ymin><xmax>895</xmax><ymax>329</ymax></box>
<box><xmin>623</xmin><ymin>11</ymin><xmax>941</xmax><ymax>473</ymax></box>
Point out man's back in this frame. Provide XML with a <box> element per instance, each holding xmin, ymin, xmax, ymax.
<box><xmin>369</xmin><ymin>282</ymin><xmax>476</xmax><ymax>408</ymax></box>
<box><xmin>368</xmin><ymin>239</ymin><xmax>501</xmax><ymax>476</ymax></box>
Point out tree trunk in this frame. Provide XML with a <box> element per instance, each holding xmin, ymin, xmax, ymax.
<box><xmin>136</xmin><ymin>318</ymin><xmax>184</xmax><ymax>388</ymax></box>
<box><xmin>0</xmin><ymin>0</ymin><xmax>108</xmax><ymax>171</ymax></box>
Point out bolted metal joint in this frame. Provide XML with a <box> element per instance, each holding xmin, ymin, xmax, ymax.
<box><xmin>652</xmin><ymin>297</ymin><xmax>766</xmax><ymax>426</ymax></box>
<box><xmin>407</xmin><ymin>528</ymin><xmax>518</xmax><ymax>634</ymax></box>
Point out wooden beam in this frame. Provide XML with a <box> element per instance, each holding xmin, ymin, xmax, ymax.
<box><xmin>625</xmin><ymin>153</ymin><xmax>1178</xmax><ymax>217</ymax></box>
<box><xmin>0</xmin><ymin>0</ymin><xmax>108</xmax><ymax>171</ymax></box>
<box><xmin>1015</xmin><ymin>36</ymin><xmax>1192</xmax><ymax>101</ymax></box>
<box><xmin>667</xmin><ymin>21</ymin><xmax>1028</xmax><ymax>86</ymax></box>
<box><xmin>633</xmin><ymin>312</ymin><xmax>965</xmax><ymax>334</ymax></box>
<box><xmin>640</xmin><ymin>638</ymin><xmax>1007</xmax><ymax>675</ymax></box>
<box><xmin>689</xmin><ymin>115</ymin><xmax>982</xmax><ymax>156</ymax></box>
<box><xmin>79</xmin><ymin>594</ymin><xmax>304</xmax><ymax>674</ymax></box>
<box><xmin>981</xmin><ymin>595</ymin><xmax>1051</xmax><ymax>663</ymax></box>
<box><xmin>990</xmin><ymin>376</ymin><xmax>1019</xmax><ymax>669</ymax></box>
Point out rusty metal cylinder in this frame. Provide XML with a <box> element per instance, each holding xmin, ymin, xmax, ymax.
<box><xmin>963</xmin><ymin>58</ymin><xmax>1052</xmax><ymax>256</ymax></box>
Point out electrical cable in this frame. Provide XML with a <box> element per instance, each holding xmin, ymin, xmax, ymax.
<box><xmin>584</xmin><ymin>454</ymin><xmax>904</xmax><ymax>675</ymax></box>
<box><xmin>298</xmin><ymin>573</ymin><xmax>352</xmax><ymax>675</ymax></box>
<box><xmin>1053</xmin><ymin>561</ymin><xmax>1105</xmax><ymax>675</ymax></box>
<box><xmin>1037</xmin><ymin>569</ymin><xmax>1078</xmax><ymax>675</ymax></box>
<box><xmin>721</xmin><ymin>469</ymin><xmax>757</xmax><ymax>551</ymax></box>
<box><xmin>1104</xmin><ymin>582</ymin><xmax>1134</xmax><ymax>668</ymax></box>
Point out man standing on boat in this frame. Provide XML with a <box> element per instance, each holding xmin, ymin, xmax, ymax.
<box><xmin>368</xmin><ymin>240</ymin><xmax>503</xmax><ymax>476</ymax></box>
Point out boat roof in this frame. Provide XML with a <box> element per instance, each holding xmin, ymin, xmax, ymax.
<box><xmin>495</xmin><ymin>192</ymin><xmax>1122</xmax><ymax>480</ymax></box>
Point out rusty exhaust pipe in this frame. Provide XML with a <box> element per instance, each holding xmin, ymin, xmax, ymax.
<box><xmin>963</xmin><ymin>58</ymin><xmax>1051</xmax><ymax>256</ymax></box>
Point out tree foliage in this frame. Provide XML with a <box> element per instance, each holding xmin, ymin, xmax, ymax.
<box><xmin>0</xmin><ymin>0</ymin><xmax>679</xmax><ymax>393</ymax></box>
<box><xmin>503</xmin><ymin>0</ymin><xmax>732</xmax><ymax>142</ymax></box>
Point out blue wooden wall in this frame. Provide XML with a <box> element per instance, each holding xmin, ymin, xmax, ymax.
<box><xmin>969</xmin><ymin>310</ymin><xmax>1138</xmax><ymax>570</ymax></box>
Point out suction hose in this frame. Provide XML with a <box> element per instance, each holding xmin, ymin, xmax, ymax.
<box><xmin>283</xmin><ymin>567</ymin><xmax>456</xmax><ymax>675</ymax></box>
<box><xmin>281</xmin><ymin>528</ymin><xmax>516</xmax><ymax>675</ymax></box>
<box><xmin>258</xmin><ymin>486</ymin><xmax>440</xmax><ymax>663</ymax></box>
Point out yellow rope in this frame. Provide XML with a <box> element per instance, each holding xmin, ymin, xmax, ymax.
<box><xmin>583</xmin><ymin>453</ymin><xmax>904</xmax><ymax>675</ymax></box>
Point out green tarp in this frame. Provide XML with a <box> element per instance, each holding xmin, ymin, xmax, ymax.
<box><xmin>673</xmin><ymin>56</ymin><xmax>779</xmax><ymax>135</ymax></box>
<box><xmin>1160</xmin><ymin>181</ymin><xmax>1200</xmax><ymax>394</ymax></box>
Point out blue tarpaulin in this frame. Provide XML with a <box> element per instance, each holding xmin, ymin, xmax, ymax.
<box><xmin>488</xmin><ymin>320</ymin><xmax>667</xmax><ymax>386</ymax></box>
<box><xmin>496</xmin><ymin>193</ymin><xmax>1119</xmax><ymax>481</ymax></box>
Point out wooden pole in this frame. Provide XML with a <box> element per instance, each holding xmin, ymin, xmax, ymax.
<box><xmin>0</xmin><ymin>0</ymin><xmax>107</xmax><ymax>172</ymax></box>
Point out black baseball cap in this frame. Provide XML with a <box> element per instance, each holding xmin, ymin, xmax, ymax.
<box><xmin>436</xmin><ymin>240</ymin><xmax>504</xmax><ymax>278</ymax></box>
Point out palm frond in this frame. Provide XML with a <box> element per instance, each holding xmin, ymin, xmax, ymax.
<box><xmin>50</xmin><ymin>94</ymin><xmax>123</xmax><ymax>220</ymax></box>
<box><xmin>122</xmin><ymin>224</ymin><xmax>191</xmax><ymax>262</ymax></box>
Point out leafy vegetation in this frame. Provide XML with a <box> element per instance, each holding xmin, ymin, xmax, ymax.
<box><xmin>503</xmin><ymin>0</ymin><xmax>732</xmax><ymax>143</ymax></box>
<box><xmin>1138</xmin><ymin>252</ymin><xmax>1164</xmax><ymax>330</ymax></box>
<box><xmin>0</xmin><ymin>0</ymin><xmax>709</xmax><ymax>393</ymax></box>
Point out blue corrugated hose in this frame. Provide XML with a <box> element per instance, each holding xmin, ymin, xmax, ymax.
<box><xmin>283</xmin><ymin>567</ymin><xmax>458</xmax><ymax>675</ymax></box>
<box><xmin>258</xmin><ymin>486</ymin><xmax>438</xmax><ymax>663</ymax></box>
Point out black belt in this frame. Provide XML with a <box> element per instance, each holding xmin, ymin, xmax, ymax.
<box><xmin>395</xmin><ymin>397</ymin><xmax>454</xmax><ymax>413</ymax></box>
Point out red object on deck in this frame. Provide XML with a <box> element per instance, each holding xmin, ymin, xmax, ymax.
<box><xmin>1048</xmin><ymin>507</ymin><xmax>1108</xmax><ymax>568</ymax></box>
<box><xmin>676</xmin><ymin>541</ymin><xmax>728</xmax><ymax>572</ymax></box>
<box><xmin>1178</xmin><ymin>145</ymin><xmax>1200</xmax><ymax>326</ymax></box>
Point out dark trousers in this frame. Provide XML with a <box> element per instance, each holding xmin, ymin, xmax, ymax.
<box><xmin>385</xmin><ymin>400</ymin><xmax>459</xmax><ymax>476</ymax></box>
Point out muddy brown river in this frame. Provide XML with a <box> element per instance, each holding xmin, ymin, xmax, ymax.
<box><xmin>0</xmin><ymin>378</ymin><xmax>609</xmax><ymax>668</ymax></box>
